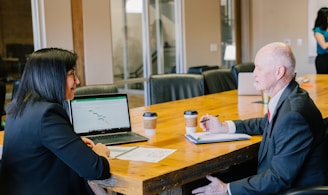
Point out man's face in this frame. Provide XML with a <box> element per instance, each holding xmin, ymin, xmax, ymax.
<box><xmin>253</xmin><ymin>54</ymin><xmax>276</xmax><ymax>93</ymax></box>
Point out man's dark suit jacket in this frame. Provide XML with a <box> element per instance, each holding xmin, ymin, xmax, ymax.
<box><xmin>230</xmin><ymin>80</ymin><xmax>328</xmax><ymax>194</ymax></box>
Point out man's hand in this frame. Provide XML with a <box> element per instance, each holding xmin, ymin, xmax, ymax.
<box><xmin>199</xmin><ymin>115</ymin><xmax>228</xmax><ymax>134</ymax></box>
<box><xmin>192</xmin><ymin>175</ymin><xmax>228</xmax><ymax>195</ymax></box>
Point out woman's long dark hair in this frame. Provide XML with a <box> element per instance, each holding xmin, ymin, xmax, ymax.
<box><xmin>313</xmin><ymin>7</ymin><xmax>328</xmax><ymax>30</ymax></box>
<box><xmin>6</xmin><ymin>48</ymin><xmax>77</xmax><ymax>118</ymax></box>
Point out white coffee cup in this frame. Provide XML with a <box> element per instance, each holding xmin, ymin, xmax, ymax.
<box><xmin>184</xmin><ymin>110</ymin><xmax>198</xmax><ymax>134</ymax></box>
<box><xmin>261</xmin><ymin>91</ymin><xmax>270</xmax><ymax>104</ymax></box>
<box><xmin>143</xmin><ymin>112</ymin><xmax>157</xmax><ymax>136</ymax></box>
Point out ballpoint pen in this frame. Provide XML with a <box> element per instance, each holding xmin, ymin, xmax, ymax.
<box><xmin>200</xmin><ymin>114</ymin><xmax>220</xmax><ymax>123</ymax></box>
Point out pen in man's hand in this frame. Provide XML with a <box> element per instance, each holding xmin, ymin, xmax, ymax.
<box><xmin>200</xmin><ymin>114</ymin><xmax>220</xmax><ymax>123</ymax></box>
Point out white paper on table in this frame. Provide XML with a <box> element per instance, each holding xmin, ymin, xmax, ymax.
<box><xmin>108</xmin><ymin>146</ymin><xmax>139</xmax><ymax>158</ymax></box>
<box><xmin>108</xmin><ymin>146</ymin><xmax>176</xmax><ymax>163</ymax></box>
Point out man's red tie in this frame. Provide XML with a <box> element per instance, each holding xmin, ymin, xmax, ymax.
<box><xmin>268</xmin><ymin>109</ymin><xmax>271</xmax><ymax>122</ymax></box>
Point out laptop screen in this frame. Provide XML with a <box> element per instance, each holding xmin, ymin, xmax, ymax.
<box><xmin>69</xmin><ymin>93</ymin><xmax>131</xmax><ymax>136</ymax></box>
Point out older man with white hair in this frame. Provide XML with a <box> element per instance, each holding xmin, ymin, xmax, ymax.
<box><xmin>193</xmin><ymin>42</ymin><xmax>328</xmax><ymax>194</ymax></box>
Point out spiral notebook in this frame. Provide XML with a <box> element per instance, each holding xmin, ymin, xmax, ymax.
<box><xmin>185</xmin><ymin>132</ymin><xmax>251</xmax><ymax>144</ymax></box>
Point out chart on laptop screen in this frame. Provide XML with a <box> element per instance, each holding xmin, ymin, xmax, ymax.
<box><xmin>70</xmin><ymin>96</ymin><xmax>130</xmax><ymax>134</ymax></box>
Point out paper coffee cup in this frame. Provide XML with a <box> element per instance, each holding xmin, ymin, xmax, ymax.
<box><xmin>184</xmin><ymin>110</ymin><xmax>198</xmax><ymax>134</ymax></box>
<box><xmin>143</xmin><ymin>112</ymin><xmax>157</xmax><ymax>136</ymax></box>
<box><xmin>261</xmin><ymin>91</ymin><xmax>270</xmax><ymax>104</ymax></box>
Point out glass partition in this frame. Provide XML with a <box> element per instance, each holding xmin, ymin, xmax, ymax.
<box><xmin>149</xmin><ymin>0</ymin><xmax>176</xmax><ymax>74</ymax></box>
<box><xmin>110</xmin><ymin>0</ymin><xmax>177</xmax><ymax>94</ymax></box>
<box><xmin>111</xmin><ymin>0</ymin><xmax>144</xmax><ymax>91</ymax></box>
<box><xmin>221</xmin><ymin>0</ymin><xmax>235</xmax><ymax>68</ymax></box>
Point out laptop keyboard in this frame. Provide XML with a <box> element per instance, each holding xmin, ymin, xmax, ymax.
<box><xmin>87</xmin><ymin>132</ymin><xmax>148</xmax><ymax>145</ymax></box>
<box><xmin>89</xmin><ymin>133</ymin><xmax>131</xmax><ymax>141</ymax></box>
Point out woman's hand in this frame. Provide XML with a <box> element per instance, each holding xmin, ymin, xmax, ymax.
<box><xmin>81</xmin><ymin>137</ymin><xmax>95</xmax><ymax>148</ymax></box>
<box><xmin>81</xmin><ymin>137</ymin><xmax>110</xmax><ymax>159</ymax></box>
<box><xmin>93</xmin><ymin>143</ymin><xmax>110</xmax><ymax>159</ymax></box>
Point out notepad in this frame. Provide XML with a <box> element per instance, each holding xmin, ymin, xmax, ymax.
<box><xmin>185</xmin><ymin>132</ymin><xmax>251</xmax><ymax>144</ymax></box>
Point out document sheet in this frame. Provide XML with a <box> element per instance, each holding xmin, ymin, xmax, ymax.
<box><xmin>108</xmin><ymin>146</ymin><xmax>176</xmax><ymax>163</ymax></box>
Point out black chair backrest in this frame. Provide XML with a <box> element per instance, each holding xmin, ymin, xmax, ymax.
<box><xmin>188</xmin><ymin>65</ymin><xmax>219</xmax><ymax>74</ymax></box>
<box><xmin>282</xmin><ymin>186</ymin><xmax>328</xmax><ymax>195</ymax></box>
<box><xmin>0</xmin><ymin>81</ymin><xmax>5</xmax><ymax>116</ymax></box>
<box><xmin>231</xmin><ymin>62</ymin><xmax>255</xmax><ymax>87</ymax></box>
<box><xmin>149</xmin><ymin>73</ymin><xmax>205</xmax><ymax>105</ymax></box>
<box><xmin>202</xmin><ymin>69</ymin><xmax>237</xmax><ymax>94</ymax></box>
<box><xmin>0</xmin><ymin>57</ymin><xmax>7</xmax><ymax>82</ymax></box>
<box><xmin>11</xmin><ymin>81</ymin><xmax>119</xmax><ymax>99</ymax></box>
<box><xmin>74</xmin><ymin>84</ymin><xmax>119</xmax><ymax>96</ymax></box>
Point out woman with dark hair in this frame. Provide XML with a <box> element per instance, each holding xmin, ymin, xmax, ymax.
<box><xmin>313</xmin><ymin>7</ymin><xmax>328</xmax><ymax>74</ymax></box>
<box><xmin>0</xmin><ymin>48</ymin><xmax>111</xmax><ymax>194</ymax></box>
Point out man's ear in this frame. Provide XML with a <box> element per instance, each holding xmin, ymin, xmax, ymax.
<box><xmin>276</xmin><ymin>65</ymin><xmax>286</xmax><ymax>80</ymax></box>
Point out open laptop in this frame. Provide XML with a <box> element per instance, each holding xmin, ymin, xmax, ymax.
<box><xmin>237</xmin><ymin>72</ymin><xmax>261</xmax><ymax>95</ymax></box>
<box><xmin>69</xmin><ymin>93</ymin><xmax>148</xmax><ymax>145</ymax></box>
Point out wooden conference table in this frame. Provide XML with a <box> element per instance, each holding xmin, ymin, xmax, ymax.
<box><xmin>1</xmin><ymin>74</ymin><xmax>328</xmax><ymax>195</ymax></box>
<box><xmin>102</xmin><ymin>74</ymin><xmax>328</xmax><ymax>194</ymax></box>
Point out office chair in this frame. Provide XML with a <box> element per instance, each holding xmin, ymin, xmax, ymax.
<box><xmin>202</xmin><ymin>69</ymin><xmax>237</xmax><ymax>94</ymax></box>
<box><xmin>74</xmin><ymin>84</ymin><xmax>119</xmax><ymax>96</ymax></box>
<box><xmin>11</xmin><ymin>81</ymin><xmax>119</xmax><ymax>98</ymax></box>
<box><xmin>0</xmin><ymin>79</ymin><xmax>21</xmax><ymax>130</ymax></box>
<box><xmin>0</xmin><ymin>81</ymin><xmax>5</xmax><ymax>114</ymax></box>
<box><xmin>149</xmin><ymin>73</ymin><xmax>205</xmax><ymax>105</ymax></box>
<box><xmin>0</xmin><ymin>56</ymin><xmax>7</xmax><ymax>82</ymax></box>
<box><xmin>187</xmin><ymin>65</ymin><xmax>219</xmax><ymax>74</ymax></box>
<box><xmin>281</xmin><ymin>186</ymin><xmax>328</xmax><ymax>195</ymax></box>
<box><xmin>231</xmin><ymin>62</ymin><xmax>255</xmax><ymax>87</ymax></box>
<box><xmin>0</xmin><ymin>81</ymin><xmax>5</xmax><ymax>130</ymax></box>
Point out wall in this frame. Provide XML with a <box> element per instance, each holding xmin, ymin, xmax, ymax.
<box><xmin>33</xmin><ymin>0</ymin><xmax>113</xmax><ymax>85</ymax></box>
<box><xmin>184</xmin><ymin>0</ymin><xmax>221</xmax><ymax>68</ymax></box>
<box><xmin>83</xmin><ymin>0</ymin><xmax>113</xmax><ymax>84</ymax></box>
<box><xmin>251</xmin><ymin>0</ymin><xmax>314</xmax><ymax>76</ymax></box>
<box><xmin>42</xmin><ymin>0</ymin><xmax>73</xmax><ymax>50</ymax></box>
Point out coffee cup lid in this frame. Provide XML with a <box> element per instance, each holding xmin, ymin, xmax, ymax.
<box><xmin>143</xmin><ymin>112</ymin><xmax>157</xmax><ymax>117</ymax></box>
<box><xmin>184</xmin><ymin>110</ymin><xmax>198</xmax><ymax>115</ymax></box>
